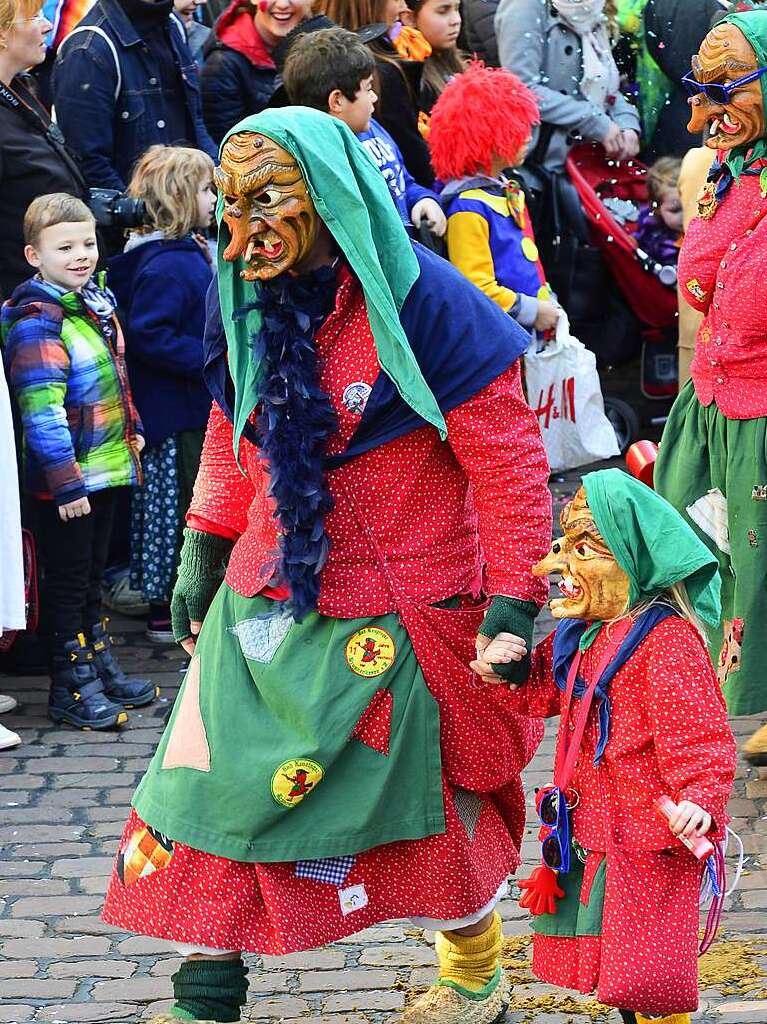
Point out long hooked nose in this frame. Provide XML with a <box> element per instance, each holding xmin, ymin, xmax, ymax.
<box><xmin>533</xmin><ymin>537</ymin><xmax>568</xmax><ymax>578</ymax></box>
<box><xmin>222</xmin><ymin>209</ymin><xmax>265</xmax><ymax>263</ymax></box>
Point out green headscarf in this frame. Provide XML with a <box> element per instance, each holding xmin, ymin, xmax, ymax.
<box><xmin>722</xmin><ymin>11</ymin><xmax>767</xmax><ymax>178</ymax></box>
<box><xmin>215</xmin><ymin>107</ymin><xmax>446</xmax><ymax>458</ymax></box>
<box><xmin>582</xmin><ymin>468</ymin><xmax>721</xmax><ymax>626</ymax></box>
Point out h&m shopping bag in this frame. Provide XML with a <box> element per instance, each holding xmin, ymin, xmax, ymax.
<box><xmin>524</xmin><ymin>313</ymin><xmax>619</xmax><ymax>472</ymax></box>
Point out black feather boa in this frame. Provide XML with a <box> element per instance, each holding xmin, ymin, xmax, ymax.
<box><xmin>239</xmin><ymin>265</ymin><xmax>339</xmax><ymax>621</ymax></box>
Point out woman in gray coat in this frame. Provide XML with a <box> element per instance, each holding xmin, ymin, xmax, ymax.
<box><xmin>495</xmin><ymin>0</ymin><xmax>640</xmax><ymax>171</ymax></box>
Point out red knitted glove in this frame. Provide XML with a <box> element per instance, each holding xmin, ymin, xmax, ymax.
<box><xmin>518</xmin><ymin>865</ymin><xmax>565</xmax><ymax>916</ymax></box>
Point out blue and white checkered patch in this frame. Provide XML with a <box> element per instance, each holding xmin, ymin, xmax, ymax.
<box><xmin>295</xmin><ymin>855</ymin><xmax>356</xmax><ymax>887</ymax></box>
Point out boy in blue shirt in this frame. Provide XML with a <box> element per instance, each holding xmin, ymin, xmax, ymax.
<box><xmin>282</xmin><ymin>26</ymin><xmax>446</xmax><ymax>238</ymax></box>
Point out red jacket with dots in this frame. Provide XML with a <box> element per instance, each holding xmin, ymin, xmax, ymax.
<box><xmin>186</xmin><ymin>268</ymin><xmax>552</xmax><ymax>618</ymax></box>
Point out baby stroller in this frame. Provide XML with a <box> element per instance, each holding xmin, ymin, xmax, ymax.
<box><xmin>521</xmin><ymin>140</ymin><xmax>679</xmax><ymax>451</ymax></box>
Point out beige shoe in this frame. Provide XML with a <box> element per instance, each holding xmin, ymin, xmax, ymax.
<box><xmin>742</xmin><ymin>721</ymin><xmax>767</xmax><ymax>766</ymax></box>
<box><xmin>402</xmin><ymin>970</ymin><xmax>511</xmax><ymax>1024</ymax></box>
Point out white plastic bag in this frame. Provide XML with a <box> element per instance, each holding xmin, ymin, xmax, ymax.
<box><xmin>524</xmin><ymin>312</ymin><xmax>620</xmax><ymax>472</ymax></box>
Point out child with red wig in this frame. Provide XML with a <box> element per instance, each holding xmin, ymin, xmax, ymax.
<box><xmin>429</xmin><ymin>63</ymin><xmax>560</xmax><ymax>335</ymax></box>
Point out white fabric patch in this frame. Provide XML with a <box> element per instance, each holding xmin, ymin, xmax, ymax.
<box><xmin>686</xmin><ymin>488</ymin><xmax>730</xmax><ymax>555</ymax></box>
<box><xmin>339</xmin><ymin>883</ymin><xmax>369</xmax><ymax>916</ymax></box>
<box><xmin>229</xmin><ymin>612</ymin><xmax>294</xmax><ymax>663</ymax></box>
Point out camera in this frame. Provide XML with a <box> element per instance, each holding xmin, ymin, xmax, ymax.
<box><xmin>88</xmin><ymin>188</ymin><xmax>148</xmax><ymax>230</ymax></box>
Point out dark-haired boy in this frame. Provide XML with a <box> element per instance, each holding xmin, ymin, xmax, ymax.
<box><xmin>282</xmin><ymin>26</ymin><xmax>445</xmax><ymax>237</ymax></box>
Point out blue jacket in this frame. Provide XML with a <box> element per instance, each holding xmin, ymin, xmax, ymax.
<box><xmin>356</xmin><ymin>120</ymin><xmax>438</xmax><ymax>226</ymax></box>
<box><xmin>52</xmin><ymin>0</ymin><xmax>217</xmax><ymax>190</ymax></box>
<box><xmin>107</xmin><ymin>237</ymin><xmax>212</xmax><ymax>448</ymax></box>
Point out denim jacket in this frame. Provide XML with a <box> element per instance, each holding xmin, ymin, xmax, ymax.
<box><xmin>52</xmin><ymin>0</ymin><xmax>217</xmax><ymax>190</ymax></box>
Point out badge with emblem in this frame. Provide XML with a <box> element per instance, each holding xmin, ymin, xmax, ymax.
<box><xmin>271</xmin><ymin>758</ymin><xmax>324</xmax><ymax>808</ymax></box>
<box><xmin>345</xmin><ymin>627</ymin><xmax>396</xmax><ymax>678</ymax></box>
<box><xmin>697</xmin><ymin>181</ymin><xmax>718</xmax><ymax>220</ymax></box>
<box><xmin>342</xmin><ymin>382</ymin><xmax>372</xmax><ymax>416</ymax></box>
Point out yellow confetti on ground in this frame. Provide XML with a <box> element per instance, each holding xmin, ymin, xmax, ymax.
<box><xmin>405</xmin><ymin>931</ymin><xmax>767</xmax><ymax>1016</ymax></box>
<box><xmin>698</xmin><ymin>935</ymin><xmax>767</xmax><ymax>997</ymax></box>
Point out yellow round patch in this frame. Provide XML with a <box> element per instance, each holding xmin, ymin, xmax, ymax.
<box><xmin>271</xmin><ymin>758</ymin><xmax>324</xmax><ymax>808</ymax></box>
<box><xmin>345</xmin><ymin>627</ymin><xmax>396</xmax><ymax>678</ymax></box>
<box><xmin>522</xmin><ymin>236</ymin><xmax>539</xmax><ymax>262</ymax></box>
<box><xmin>537</xmin><ymin>284</ymin><xmax>551</xmax><ymax>301</ymax></box>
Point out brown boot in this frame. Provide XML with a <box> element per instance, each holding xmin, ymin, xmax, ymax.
<box><xmin>742</xmin><ymin>722</ymin><xmax>767</xmax><ymax>766</ymax></box>
<box><xmin>402</xmin><ymin>969</ymin><xmax>511</xmax><ymax>1024</ymax></box>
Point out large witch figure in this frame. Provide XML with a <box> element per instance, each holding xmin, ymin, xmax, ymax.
<box><xmin>100</xmin><ymin>107</ymin><xmax>553</xmax><ymax>1024</ymax></box>
<box><xmin>655</xmin><ymin>9</ymin><xmax>767</xmax><ymax>762</ymax></box>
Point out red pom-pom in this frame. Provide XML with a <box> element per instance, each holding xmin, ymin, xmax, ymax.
<box><xmin>428</xmin><ymin>61</ymin><xmax>540</xmax><ymax>181</ymax></box>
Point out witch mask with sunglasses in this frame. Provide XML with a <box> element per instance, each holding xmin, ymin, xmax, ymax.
<box><xmin>476</xmin><ymin>470</ymin><xmax>737</xmax><ymax>1022</ymax></box>
<box><xmin>685</xmin><ymin>22</ymin><xmax>766</xmax><ymax>153</ymax></box>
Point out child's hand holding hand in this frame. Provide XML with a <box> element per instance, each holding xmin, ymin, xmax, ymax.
<box><xmin>411</xmin><ymin>198</ymin><xmax>447</xmax><ymax>237</ymax></box>
<box><xmin>667</xmin><ymin>800</ymin><xmax>712</xmax><ymax>839</ymax></box>
<box><xmin>470</xmin><ymin>631</ymin><xmax>527</xmax><ymax>687</ymax></box>
<box><xmin>131</xmin><ymin>435</ymin><xmax>145</xmax><ymax>454</ymax></box>
<box><xmin>534</xmin><ymin>300</ymin><xmax>560</xmax><ymax>333</ymax></box>
<box><xmin>58</xmin><ymin>496</ymin><xmax>92</xmax><ymax>522</ymax></box>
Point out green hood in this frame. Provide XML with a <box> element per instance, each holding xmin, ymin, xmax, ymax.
<box><xmin>215</xmin><ymin>107</ymin><xmax>446</xmax><ymax>457</ymax></box>
<box><xmin>582</xmin><ymin>468</ymin><xmax>721</xmax><ymax>626</ymax></box>
<box><xmin>722</xmin><ymin>11</ymin><xmax>767</xmax><ymax>178</ymax></box>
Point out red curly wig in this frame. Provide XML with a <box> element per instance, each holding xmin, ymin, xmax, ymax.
<box><xmin>428</xmin><ymin>62</ymin><xmax>540</xmax><ymax>181</ymax></box>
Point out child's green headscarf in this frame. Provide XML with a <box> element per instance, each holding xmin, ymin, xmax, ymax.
<box><xmin>582</xmin><ymin>468</ymin><xmax>721</xmax><ymax>626</ymax></box>
<box><xmin>215</xmin><ymin>107</ymin><xmax>445</xmax><ymax>458</ymax></box>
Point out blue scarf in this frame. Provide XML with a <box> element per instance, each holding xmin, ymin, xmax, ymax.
<box><xmin>552</xmin><ymin>605</ymin><xmax>678</xmax><ymax>764</ymax></box>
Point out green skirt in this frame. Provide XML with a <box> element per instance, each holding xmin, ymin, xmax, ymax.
<box><xmin>133</xmin><ymin>584</ymin><xmax>445</xmax><ymax>862</ymax></box>
<box><xmin>655</xmin><ymin>381</ymin><xmax>767</xmax><ymax>715</ymax></box>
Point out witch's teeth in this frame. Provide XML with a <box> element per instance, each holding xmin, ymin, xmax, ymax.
<box><xmin>245</xmin><ymin>239</ymin><xmax>256</xmax><ymax>262</ymax></box>
<box><xmin>710</xmin><ymin>119</ymin><xmax>720</xmax><ymax>136</ymax></box>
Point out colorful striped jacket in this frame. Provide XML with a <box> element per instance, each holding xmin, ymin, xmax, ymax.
<box><xmin>2</xmin><ymin>274</ymin><xmax>142</xmax><ymax>505</ymax></box>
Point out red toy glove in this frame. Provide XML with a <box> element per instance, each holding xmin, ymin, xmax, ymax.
<box><xmin>518</xmin><ymin>865</ymin><xmax>565</xmax><ymax>916</ymax></box>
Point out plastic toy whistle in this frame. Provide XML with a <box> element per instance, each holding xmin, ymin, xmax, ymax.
<box><xmin>654</xmin><ymin>795</ymin><xmax>715</xmax><ymax>860</ymax></box>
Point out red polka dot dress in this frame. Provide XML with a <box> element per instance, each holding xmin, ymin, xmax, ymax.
<box><xmin>518</xmin><ymin>617</ymin><xmax>737</xmax><ymax>1016</ymax></box>
<box><xmin>102</xmin><ymin>269</ymin><xmax>553</xmax><ymax>953</ymax></box>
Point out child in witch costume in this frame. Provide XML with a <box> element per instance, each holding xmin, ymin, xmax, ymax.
<box><xmin>476</xmin><ymin>469</ymin><xmax>737</xmax><ymax>1024</ymax></box>
<box><xmin>654</xmin><ymin>11</ymin><xmax>767</xmax><ymax>763</ymax></box>
<box><xmin>101</xmin><ymin>107</ymin><xmax>553</xmax><ymax>1024</ymax></box>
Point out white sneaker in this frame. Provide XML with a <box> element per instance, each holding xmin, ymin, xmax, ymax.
<box><xmin>0</xmin><ymin>722</ymin><xmax>21</xmax><ymax>750</ymax></box>
<box><xmin>0</xmin><ymin>694</ymin><xmax>17</xmax><ymax>714</ymax></box>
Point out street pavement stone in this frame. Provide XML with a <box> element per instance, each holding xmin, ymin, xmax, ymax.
<box><xmin>1</xmin><ymin>471</ymin><xmax>767</xmax><ymax>1022</ymax></box>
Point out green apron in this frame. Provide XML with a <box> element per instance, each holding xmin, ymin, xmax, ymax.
<box><xmin>655</xmin><ymin>380</ymin><xmax>767</xmax><ymax>715</ymax></box>
<box><xmin>133</xmin><ymin>584</ymin><xmax>445</xmax><ymax>862</ymax></box>
<box><xmin>531</xmin><ymin>851</ymin><xmax>606</xmax><ymax>938</ymax></box>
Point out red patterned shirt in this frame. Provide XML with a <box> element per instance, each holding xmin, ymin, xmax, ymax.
<box><xmin>187</xmin><ymin>269</ymin><xmax>552</xmax><ymax>615</ymax></box>
<box><xmin>681</xmin><ymin>169</ymin><xmax>767</xmax><ymax>418</ymax></box>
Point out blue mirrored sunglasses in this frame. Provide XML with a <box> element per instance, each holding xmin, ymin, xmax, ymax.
<box><xmin>682</xmin><ymin>66</ymin><xmax>767</xmax><ymax>105</ymax></box>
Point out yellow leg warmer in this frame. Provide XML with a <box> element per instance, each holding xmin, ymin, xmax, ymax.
<box><xmin>636</xmin><ymin>1015</ymin><xmax>691</xmax><ymax>1024</ymax></box>
<box><xmin>435</xmin><ymin>912</ymin><xmax>503</xmax><ymax>995</ymax></box>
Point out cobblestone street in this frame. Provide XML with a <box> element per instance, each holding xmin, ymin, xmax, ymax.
<box><xmin>2</xmin><ymin>481</ymin><xmax>767</xmax><ymax>1024</ymax></box>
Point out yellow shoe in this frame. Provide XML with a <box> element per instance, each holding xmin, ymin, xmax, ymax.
<box><xmin>636</xmin><ymin>1015</ymin><xmax>691</xmax><ymax>1024</ymax></box>
<box><xmin>402</xmin><ymin>968</ymin><xmax>511</xmax><ymax>1024</ymax></box>
<box><xmin>742</xmin><ymin>721</ymin><xmax>767</xmax><ymax>766</ymax></box>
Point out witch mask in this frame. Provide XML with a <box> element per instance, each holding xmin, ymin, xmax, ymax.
<box><xmin>215</xmin><ymin>132</ymin><xmax>320</xmax><ymax>280</ymax></box>
<box><xmin>687</xmin><ymin>23</ymin><xmax>766</xmax><ymax>151</ymax></box>
<box><xmin>533</xmin><ymin>487</ymin><xmax>630</xmax><ymax>622</ymax></box>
